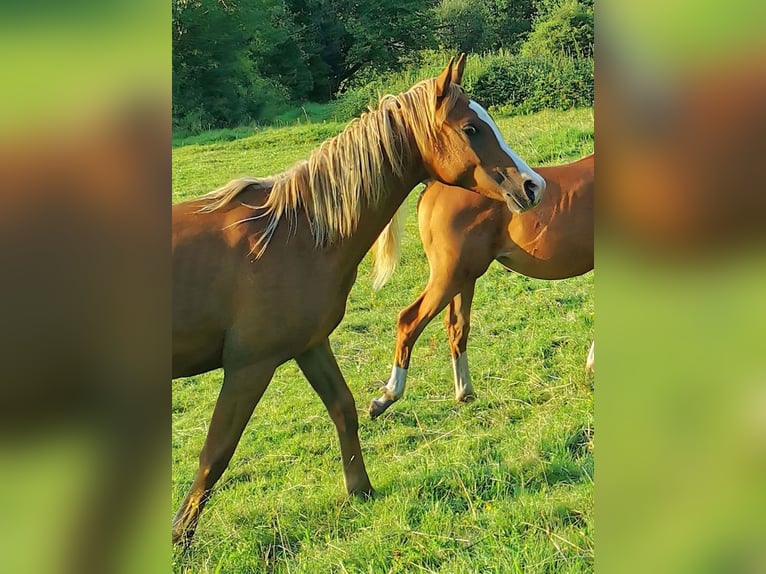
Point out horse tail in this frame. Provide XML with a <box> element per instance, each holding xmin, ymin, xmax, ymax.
<box><xmin>371</xmin><ymin>204</ymin><xmax>406</xmax><ymax>291</ymax></box>
<box><xmin>416</xmin><ymin>182</ymin><xmax>429</xmax><ymax>214</ymax></box>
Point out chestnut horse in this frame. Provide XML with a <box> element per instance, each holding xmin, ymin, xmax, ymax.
<box><xmin>369</xmin><ymin>153</ymin><xmax>593</xmax><ymax>418</ymax></box>
<box><xmin>172</xmin><ymin>55</ymin><xmax>547</xmax><ymax>546</ymax></box>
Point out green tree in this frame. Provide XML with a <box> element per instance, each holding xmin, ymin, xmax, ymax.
<box><xmin>434</xmin><ymin>0</ymin><xmax>493</xmax><ymax>54</ymax></box>
<box><xmin>484</xmin><ymin>0</ymin><xmax>536</xmax><ymax>51</ymax></box>
<box><xmin>287</xmin><ymin>0</ymin><xmax>438</xmax><ymax>101</ymax></box>
<box><xmin>172</xmin><ymin>0</ymin><xmax>292</xmax><ymax>129</ymax></box>
<box><xmin>433</xmin><ymin>0</ymin><xmax>536</xmax><ymax>53</ymax></box>
<box><xmin>520</xmin><ymin>0</ymin><xmax>594</xmax><ymax>58</ymax></box>
<box><xmin>244</xmin><ymin>0</ymin><xmax>315</xmax><ymax>101</ymax></box>
<box><xmin>172</xmin><ymin>0</ymin><xmax>465</xmax><ymax>128</ymax></box>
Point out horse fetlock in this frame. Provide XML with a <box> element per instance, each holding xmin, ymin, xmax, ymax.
<box><xmin>171</xmin><ymin>490</ymin><xmax>209</xmax><ymax>547</ymax></box>
<box><xmin>171</xmin><ymin>526</ymin><xmax>194</xmax><ymax>549</ymax></box>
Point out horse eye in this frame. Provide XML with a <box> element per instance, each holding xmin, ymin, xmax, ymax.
<box><xmin>462</xmin><ymin>124</ymin><xmax>477</xmax><ymax>136</ymax></box>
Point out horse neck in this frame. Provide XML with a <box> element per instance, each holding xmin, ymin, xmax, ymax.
<box><xmin>334</xmin><ymin>145</ymin><xmax>428</xmax><ymax>270</ymax></box>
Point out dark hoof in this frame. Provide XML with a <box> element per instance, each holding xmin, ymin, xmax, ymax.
<box><xmin>458</xmin><ymin>393</ymin><xmax>476</xmax><ymax>403</ymax></box>
<box><xmin>172</xmin><ymin>512</ymin><xmax>198</xmax><ymax>549</ymax></box>
<box><xmin>350</xmin><ymin>486</ymin><xmax>376</xmax><ymax>500</ymax></box>
<box><xmin>172</xmin><ymin>528</ymin><xmax>193</xmax><ymax>550</ymax></box>
<box><xmin>369</xmin><ymin>397</ymin><xmax>392</xmax><ymax>419</ymax></box>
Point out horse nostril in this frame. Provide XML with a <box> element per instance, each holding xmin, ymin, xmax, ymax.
<box><xmin>523</xmin><ymin>179</ymin><xmax>537</xmax><ymax>203</ymax></box>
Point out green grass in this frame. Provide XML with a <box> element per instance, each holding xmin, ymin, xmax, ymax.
<box><xmin>172</xmin><ymin>108</ymin><xmax>594</xmax><ymax>573</ymax></box>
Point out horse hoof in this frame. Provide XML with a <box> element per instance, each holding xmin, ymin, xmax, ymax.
<box><xmin>350</xmin><ymin>486</ymin><xmax>376</xmax><ymax>500</ymax></box>
<box><xmin>172</xmin><ymin>529</ymin><xmax>193</xmax><ymax>549</ymax></box>
<box><xmin>369</xmin><ymin>394</ymin><xmax>394</xmax><ymax>419</ymax></box>
<box><xmin>369</xmin><ymin>398</ymin><xmax>385</xmax><ymax>419</ymax></box>
<box><xmin>458</xmin><ymin>393</ymin><xmax>476</xmax><ymax>403</ymax></box>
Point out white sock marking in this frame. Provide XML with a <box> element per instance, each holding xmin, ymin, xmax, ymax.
<box><xmin>384</xmin><ymin>365</ymin><xmax>408</xmax><ymax>400</ymax></box>
<box><xmin>451</xmin><ymin>353</ymin><xmax>473</xmax><ymax>399</ymax></box>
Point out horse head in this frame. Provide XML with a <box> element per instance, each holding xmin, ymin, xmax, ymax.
<box><xmin>422</xmin><ymin>54</ymin><xmax>546</xmax><ymax>213</ymax></box>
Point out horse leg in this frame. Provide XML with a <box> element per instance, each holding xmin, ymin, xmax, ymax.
<box><xmin>445</xmin><ymin>281</ymin><xmax>476</xmax><ymax>402</ymax></box>
<box><xmin>370</xmin><ymin>277</ymin><xmax>460</xmax><ymax>418</ymax></box>
<box><xmin>585</xmin><ymin>340</ymin><xmax>595</xmax><ymax>374</ymax></box>
<box><xmin>295</xmin><ymin>339</ymin><xmax>373</xmax><ymax>496</ymax></box>
<box><xmin>172</xmin><ymin>362</ymin><xmax>275</xmax><ymax>547</ymax></box>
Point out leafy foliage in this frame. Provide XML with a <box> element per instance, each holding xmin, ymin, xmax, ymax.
<box><xmin>484</xmin><ymin>0</ymin><xmax>537</xmax><ymax>51</ymax></box>
<box><xmin>172</xmin><ymin>0</ymin><xmax>594</xmax><ymax>132</ymax></box>
<box><xmin>286</xmin><ymin>0</ymin><xmax>438</xmax><ymax>100</ymax></box>
<box><xmin>172</xmin><ymin>0</ymin><xmax>294</xmax><ymax>131</ymax></box>
<box><xmin>172</xmin><ymin>0</ymin><xmax>438</xmax><ymax>130</ymax></box>
<box><xmin>466</xmin><ymin>0</ymin><xmax>594</xmax><ymax>114</ymax></box>
<box><xmin>434</xmin><ymin>0</ymin><xmax>494</xmax><ymax>54</ymax></box>
<box><xmin>472</xmin><ymin>54</ymin><xmax>593</xmax><ymax>113</ymax></box>
<box><xmin>521</xmin><ymin>0</ymin><xmax>595</xmax><ymax>58</ymax></box>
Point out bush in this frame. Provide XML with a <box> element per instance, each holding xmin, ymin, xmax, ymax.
<box><xmin>471</xmin><ymin>54</ymin><xmax>593</xmax><ymax>114</ymax></box>
<box><xmin>521</xmin><ymin>0</ymin><xmax>594</xmax><ymax>59</ymax></box>
<box><xmin>471</xmin><ymin>57</ymin><xmax>533</xmax><ymax>109</ymax></box>
<box><xmin>332</xmin><ymin>88</ymin><xmax>378</xmax><ymax>120</ymax></box>
<box><xmin>328</xmin><ymin>49</ymin><xmax>594</xmax><ymax>125</ymax></box>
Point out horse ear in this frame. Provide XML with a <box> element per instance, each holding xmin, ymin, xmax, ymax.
<box><xmin>435</xmin><ymin>56</ymin><xmax>455</xmax><ymax>99</ymax></box>
<box><xmin>452</xmin><ymin>53</ymin><xmax>467</xmax><ymax>85</ymax></box>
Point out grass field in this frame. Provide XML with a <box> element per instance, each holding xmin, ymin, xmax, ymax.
<box><xmin>172</xmin><ymin>107</ymin><xmax>594</xmax><ymax>573</ymax></box>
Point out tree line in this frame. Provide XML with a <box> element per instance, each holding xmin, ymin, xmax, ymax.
<box><xmin>173</xmin><ymin>0</ymin><xmax>593</xmax><ymax>131</ymax></box>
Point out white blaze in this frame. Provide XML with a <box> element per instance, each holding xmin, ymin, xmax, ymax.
<box><xmin>468</xmin><ymin>100</ymin><xmax>546</xmax><ymax>192</ymax></box>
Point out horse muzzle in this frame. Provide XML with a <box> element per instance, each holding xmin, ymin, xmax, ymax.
<box><xmin>522</xmin><ymin>173</ymin><xmax>545</xmax><ymax>205</ymax></box>
<box><xmin>500</xmin><ymin>174</ymin><xmax>545</xmax><ymax>212</ymax></box>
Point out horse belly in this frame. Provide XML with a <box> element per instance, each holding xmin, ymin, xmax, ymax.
<box><xmin>172</xmin><ymin>326</ymin><xmax>224</xmax><ymax>378</ymax></box>
<box><xmin>496</xmin><ymin>238</ymin><xmax>592</xmax><ymax>279</ymax></box>
<box><xmin>227</xmin><ymin>269</ymin><xmax>354</xmax><ymax>362</ymax></box>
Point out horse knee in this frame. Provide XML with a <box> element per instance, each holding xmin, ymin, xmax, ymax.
<box><xmin>396</xmin><ymin>310</ymin><xmax>414</xmax><ymax>339</ymax></box>
<box><xmin>397</xmin><ymin>304</ymin><xmax>419</xmax><ymax>329</ymax></box>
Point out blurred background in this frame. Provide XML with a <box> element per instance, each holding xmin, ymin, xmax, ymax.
<box><xmin>0</xmin><ymin>2</ymin><xmax>169</xmax><ymax>573</ymax></box>
<box><xmin>598</xmin><ymin>0</ymin><xmax>766</xmax><ymax>572</ymax></box>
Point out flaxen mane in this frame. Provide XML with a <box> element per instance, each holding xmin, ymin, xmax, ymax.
<box><xmin>198</xmin><ymin>78</ymin><xmax>462</xmax><ymax>264</ymax></box>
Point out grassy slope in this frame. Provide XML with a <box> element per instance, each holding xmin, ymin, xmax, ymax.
<box><xmin>172</xmin><ymin>108</ymin><xmax>594</xmax><ymax>573</ymax></box>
